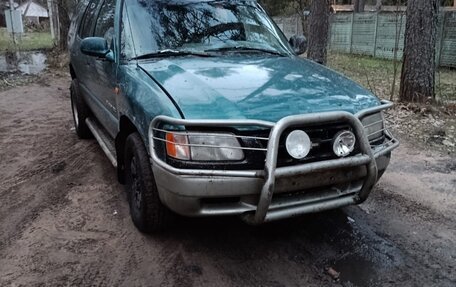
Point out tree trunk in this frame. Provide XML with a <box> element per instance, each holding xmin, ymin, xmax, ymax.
<box><xmin>58</xmin><ymin>3</ymin><xmax>69</xmax><ymax>50</ymax></box>
<box><xmin>295</xmin><ymin>0</ymin><xmax>309</xmax><ymax>37</ymax></box>
<box><xmin>399</xmin><ymin>0</ymin><xmax>438</xmax><ymax>103</ymax></box>
<box><xmin>47</xmin><ymin>0</ymin><xmax>56</xmax><ymax>40</ymax></box>
<box><xmin>307</xmin><ymin>0</ymin><xmax>330</xmax><ymax>65</ymax></box>
<box><xmin>354</xmin><ymin>0</ymin><xmax>366</xmax><ymax>13</ymax></box>
<box><xmin>56</xmin><ymin>0</ymin><xmax>78</xmax><ymax>51</ymax></box>
<box><xmin>375</xmin><ymin>0</ymin><xmax>382</xmax><ymax>11</ymax></box>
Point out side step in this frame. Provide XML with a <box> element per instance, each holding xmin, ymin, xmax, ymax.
<box><xmin>85</xmin><ymin>118</ymin><xmax>117</xmax><ymax>168</ymax></box>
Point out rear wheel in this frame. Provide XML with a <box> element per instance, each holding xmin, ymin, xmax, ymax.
<box><xmin>70</xmin><ymin>79</ymin><xmax>92</xmax><ymax>139</ymax></box>
<box><xmin>124</xmin><ymin>133</ymin><xmax>172</xmax><ymax>233</ymax></box>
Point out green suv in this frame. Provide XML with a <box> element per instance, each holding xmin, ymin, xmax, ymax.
<box><xmin>68</xmin><ymin>0</ymin><xmax>398</xmax><ymax>232</ymax></box>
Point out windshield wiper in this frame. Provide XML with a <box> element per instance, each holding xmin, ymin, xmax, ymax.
<box><xmin>205</xmin><ymin>46</ymin><xmax>286</xmax><ymax>56</ymax></box>
<box><xmin>131</xmin><ymin>49</ymin><xmax>213</xmax><ymax>60</ymax></box>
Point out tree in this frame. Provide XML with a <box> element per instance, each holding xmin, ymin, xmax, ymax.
<box><xmin>259</xmin><ymin>0</ymin><xmax>293</xmax><ymax>16</ymax></box>
<box><xmin>399</xmin><ymin>0</ymin><xmax>439</xmax><ymax>103</ymax></box>
<box><xmin>307</xmin><ymin>0</ymin><xmax>331</xmax><ymax>65</ymax></box>
<box><xmin>45</xmin><ymin>0</ymin><xmax>78</xmax><ymax>50</ymax></box>
<box><xmin>375</xmin><ymin>0</ymin><xmax>382</xmax><ymax>11</ymax></box>
<box><xmin>353</xmin><ymin>0</ymin><xmax>366</xmax><ymax>12</ymax></box>
<box><xmin>57</xmin><ymin>0</ymin><xmax>78</xmax><ymax>50</ymax></box>
<box><xmin>291</xmin><ymin>0</ymin><xmax>310</xmax><ymax>37</ymax></box>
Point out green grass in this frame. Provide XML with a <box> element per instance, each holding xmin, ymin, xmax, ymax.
<box><xmin>327</xmin><ymin>53</ymin><xmax>456</xmax><ymax>104</ymax></box>
<box><xmin>0</xmin><ymin>28</ymin><xmax>54</xmax><ymax>51</ymax></box>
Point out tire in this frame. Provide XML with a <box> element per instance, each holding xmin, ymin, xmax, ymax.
<box><xmin>124</xmin><ymin>133</ymin><xmax>172</xmax><ymax>233</ymax></box>
<box><xmin>70</xmin><ymin>79</ymin><xmax>92</xmax><ymax>139</ymax></box>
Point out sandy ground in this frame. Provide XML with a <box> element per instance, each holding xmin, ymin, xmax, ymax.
<box><xmin>0</xmin><ymin>74</ymin><xmax>455</xmax><ymax>287</ymax></box>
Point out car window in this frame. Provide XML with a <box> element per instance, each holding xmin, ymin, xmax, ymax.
<box><xmin>79</xmin><ymin>0</ymin><xmax>99</xmax><ymax>38</ymax></box>
<box><xmin>122</xmin><ymin>0</ymin><xmax>293</xmax><ymax>58</ymax></box>
<box><xmin>94</xmin><ymin>0</ymin><xmax>116</xmax><ymax>47</ymax></box>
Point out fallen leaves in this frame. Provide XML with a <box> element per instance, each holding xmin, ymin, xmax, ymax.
<box><xmin>0</xmin><ymin>72</ymin><xmax>37</xmax><ymax>92</ymax></box>
<box><xmin>385</xmin><ymin>102</ymin><xmax>456</xmax><ymax>154</ymax></box>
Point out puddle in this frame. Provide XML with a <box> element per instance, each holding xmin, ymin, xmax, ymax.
<box><xmin>0</xmin><ymin>51</ymin><xmax>47</xmax><ymax>75</ymax></box>
<box><xmin>333</xmin><ymin>255</ymin><xmax>378</xmax><ymax>287</ymax></box>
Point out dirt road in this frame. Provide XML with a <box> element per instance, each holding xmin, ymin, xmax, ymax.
<box><xmin>0</xmin><ymin>74</ymin><xmax>455</xmax><ymax>287</ymax></box>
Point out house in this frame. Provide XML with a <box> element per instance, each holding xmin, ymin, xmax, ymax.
<box><xmin>18</xmin><ymin>0</ymin><xmax>48</xmax><ymax>25</ymax></box>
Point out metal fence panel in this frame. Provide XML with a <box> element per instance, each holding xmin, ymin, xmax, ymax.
<box><xmin>272</xmin><ymin>11</ymin><xmax>456</xmax><ymax>68</ymax></box>
<box><xmin>327</xmin><ymin>11</ymin><xmax>456</xmax><ymax>68</ymax></box>
<box><xmin>351</xmin><ymin>13</ymin><xmax>377</xmax><ymax>55</ymax></box>
<box><xmin>374</xmin><ymin>13</ymin><xmax>406</xmax><ymax>60</ymax></box>
<box><xmin>329</xmin><ymin>14</ymin><xmax>352</xmax><ymax>53</ymax></box>
<box><xmin>440</xmin><ymin>12</ymin><xmax>456</xmax><ymax>68</ymax></box>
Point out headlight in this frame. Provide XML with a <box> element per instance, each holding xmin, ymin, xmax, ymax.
<box><xmin>286</xmin><ymin>130</ymin><xmax>312</xmax><ymax>159</ymax></box>
<box><xmin>362</xmin><ymin>112</ymin><xmax>384</xmax><ymax>141</ymax></box>
<box><xmin>332</xmin><ymin>130</ymin><xmax>356</xmax><ymax>157</ymax></box>
<box><xmin>166</xmin><ymin>132</ymin><xmax>244</xmax><ymax>161</ymax></box>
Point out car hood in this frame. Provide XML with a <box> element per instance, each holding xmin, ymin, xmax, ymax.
<box><xmin>139</xmin><ymin>56</ymin><xmax>380</xmax><ymax>122</ymax></box>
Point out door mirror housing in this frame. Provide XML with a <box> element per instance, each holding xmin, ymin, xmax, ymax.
<box><xmin>81</xmin><ymin>37</ymin><xmax>112</xmax><ymax>60</ymax></box>
<box><xmin>289</xmin><ymin>35</ymin><xmax>308</xmax><ymax>55</ymax></box>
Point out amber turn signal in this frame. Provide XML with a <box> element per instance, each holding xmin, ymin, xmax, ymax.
<box><xmin>166</xmin><ymin>133</ymin><xmax>190</xmax><ymax>160</ymax></box>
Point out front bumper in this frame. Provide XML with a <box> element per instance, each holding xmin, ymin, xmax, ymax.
<box><xmin>149</xmin><ymin>101</ymin><xmax>399</xmax><ymax>224</ymax></box>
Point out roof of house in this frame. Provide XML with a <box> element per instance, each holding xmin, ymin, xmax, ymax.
<box><xmin>18</xmin><ymin>1</ymin><xmax>48</xmax><ymax>18</ymax></box>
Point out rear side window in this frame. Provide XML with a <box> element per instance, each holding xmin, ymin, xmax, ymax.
<box><xmin>94</xmin><ymin>0</ymin><xmax>116</xmax><ymax>44</ymax></box>
<box><xmin>79</xmin><ymin>0</ymin><xmax>99</xmax><ymax>38</ymax></box>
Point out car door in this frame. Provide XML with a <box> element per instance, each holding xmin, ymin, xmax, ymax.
<box><xmin>72</xmin><ymin>0</ymin><xmax>100</xmax><ymax>96</ymax></box>
<box><xmin>72</xmin><ymin>0</ymin><xmax>118</xmax><ymax>136</ymax></box>
<box><xmin>91</xmin><ymin>0</ymin><xmax>118</xmax><ymax>138</ymax></box>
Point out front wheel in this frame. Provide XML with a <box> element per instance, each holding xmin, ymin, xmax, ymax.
<box><xmin>124</xmin><ymin>133</ymin><xmax>172</xmax><ymax>233</ymax></box>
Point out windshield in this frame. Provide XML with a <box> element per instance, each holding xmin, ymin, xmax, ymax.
<box><xmin>122</xmin><ymin>0</ymin><xmax>294</xmax><ymax>59</ymax></box>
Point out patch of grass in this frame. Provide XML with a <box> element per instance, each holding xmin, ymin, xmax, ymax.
<box><xmin>0</xmin><ymin>28</ymin><xmax>54</xmax><ymax>51</ymax></box>
<box><xmin>327</xmin><ymin>52</ymin><xmax>456</xmax><ymax>104</ymax></box>
<box><xmin>436</xmin><ymin>68</ymin><xmax>456</xmax><ymax>104</ymax></box>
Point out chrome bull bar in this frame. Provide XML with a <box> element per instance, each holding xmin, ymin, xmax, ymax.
<box><xmin>149</xmin><ymin>100</ymin><xmax>399</xmax><ymax>224</ymax></box>
<box><xmin>246</xmin><ymin>111</ymin><xmax>377</xmax><ymax>224</ymax></box>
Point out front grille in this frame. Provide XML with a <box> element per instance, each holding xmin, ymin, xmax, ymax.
<box><xmin>240</xmin><ymin>122</ymin><xmax>358</xmax><ymax>169</ymax></box>
<box><xmin>278</xmin><ymin>124</ymin><xmax>356</xmax><ymax>167</ymax></box>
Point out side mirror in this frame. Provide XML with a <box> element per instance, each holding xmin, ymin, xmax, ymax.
<box><xmin>81</xmin><ymin>37</ymin><xmax>111</xmax><ymax>59</ymax></box>
<box><xmin>289</xmin><ymin>35</ymin><xmax>307</xmax><ymax>55</ymax></box>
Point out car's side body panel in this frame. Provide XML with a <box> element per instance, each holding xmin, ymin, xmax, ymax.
<box><xmin>116</xmin><ymin>65</ymin><xmax>184</xmax><ymax>143</ymax></box>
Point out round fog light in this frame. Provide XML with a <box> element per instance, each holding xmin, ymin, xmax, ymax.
<box><xmin>286</xmin><ymin>130</ymin><xmax>312</xmax><ymax>159</ymax></box>
<box><xmin>333</xmin><ymin>130</ymin><xmax>356</xmax><ymax>157</ymax></box>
